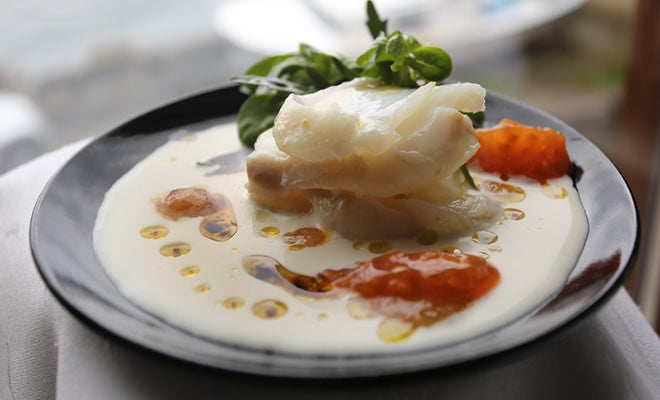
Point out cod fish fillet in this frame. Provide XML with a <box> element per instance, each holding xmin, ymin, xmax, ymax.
<box><xmin>246</xmin><ymin>78</ymin><xmax>502</xmax><ymax>239</ymax></box>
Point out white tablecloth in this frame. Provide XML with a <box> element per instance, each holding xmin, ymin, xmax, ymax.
<box><xmin>1</xmin><ymin>142</ymin><xmax>658</xmax><ymax>400</ymax></box>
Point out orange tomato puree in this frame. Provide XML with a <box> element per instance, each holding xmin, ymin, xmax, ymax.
<box><xmin>470</xmin><ymin>119</ymin><xmax>571</xmax><ymax>184</ymax></box>
<box><xmin>319</xmin><ymin>251</ymin><xmax>500</xmax><ymax>326</ymax></box>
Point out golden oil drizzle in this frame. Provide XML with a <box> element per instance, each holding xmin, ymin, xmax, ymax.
<box><xmin>368</xmin><ymin>240</ymin><xmax>393</xmax><ymax>254</ymax></box>
<box><xmin>317</xmin><ymin>313</ymin><xmax>328</xmax><ymax>321</ymax></box>
<box><xmin>169</xmin><ymin>156</ymin><xmax>178</xmax><ymax>162</ymax></box>
<box><xmin>416</xmin><ymin>230</ymin><xmax>439</xmax><ymax>246</ymax></box>
<box><xmin>194</xmin><ymin>283</ymin><xmax>211</xmax><ymax>294</ymax></box>
<box><xmin>242</xmin><ymin>255</ymin><xmax>337</xmax><ymax>300</ymax></box>
<box><xmin>159</xmin><ymin>242</ymin><xmax>191</xmax><ymax>258</ymax></box>
<box><xmin>503</xmin><ymin>208</ymin><xmax>526</xmax><ymax>221</ymax></box>
<box><xmin>139</xmin><ymin>225</ymin><xmax>169</xmax><ymax>240</ymax></box>
<box><xmin>542</xmin><ymin>184</ymin><xmax>568</xmax><ymax>200</ymax></box>
<box><xmin>199</xmin><ymin>196</ymin><xmax>238</xmax><ymax>242</ymax></box>
<box><xmin>352</xmin><ymin>240</ymin><xmax>366</xmax><ymax>250</ymax></box>
<box><xmin>179</xmin><ymin>265</ymin><xmax>200</xmax><ymax>278</ymax></box>
<box><xmin>260</xmin><ymin>226</ymin><xmax>280</xmax><ymax>238</ymax></box>
<box><xmin>220</xmin><ymin>296</ymin><xmax>244</xmax><ymax>310</ymax></box>
<box><xmin>472</xmin><ymin>230</ymin><xmax>498</xmax><ymax>245</ymax></box>
<box><xmin>252</xmin><ymin>299</ymin><xmax>288</xmax><ymax>319</ymax></box>
<box><xmin>377</xmin><ymin>319</ymin><xmax>415</xmax><ymax>343</ymax></box>
<box><xmin>479</xmin><ymin>180</ymin><xmax>526</xmax><ymax>203</ymax></box>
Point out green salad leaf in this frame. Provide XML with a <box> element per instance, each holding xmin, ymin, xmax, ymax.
<box><xmin>232</xmin><ymin>0</ymin><xmax>455</xmax><ymax>147</ymax></box>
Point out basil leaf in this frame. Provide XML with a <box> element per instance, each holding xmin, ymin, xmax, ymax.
<box><xmin>237</xmin><ymin>93</ymin><xmax>287</xmax><ymax>147</ymax></box>
<box><xmin>360</xmin><ymin>63</ymin><xmax>380</xmax><ymax>78</ymax></box>
<box><xmin>270</xmin><ymin>56</ymin><xmax>311</xmax><ymax>79</ymax></box>
<box><xmin>357</xmin><ymin>32</ymin><xmax>387</xmax><ymax>65</ymax></box>
<box><xmin>386</xmin><ymin>32</ymin><xmax>407</xmax><ymax>57</ymax></box>
<box><xmin>386</xmin><ymin>33</ymin><xmax>409</xmax><ymax>72</ymax></box>
<box><xmin>377</xmin><ymin>62</ymin><xmax>395</xmax><ymax>84</ymax></box>
<box><xmin>409</xmin><ymin>46</ymin><xmax>452</xmax><ymax>82</ymax></box>
<box><xmin>232</xmin><ymin>75</ymin><xmax>306</xmax><ymax>94</ymax></box>
<box><xmin>462</xmin><ymin>111</ymin><xmax>485</xmax><ymax>129</ymax></box>
<box><xmin>331</xmin><ymin>56</ymin><xmax>361</xmax><ymax>80</ymax></box>
<box><xmin>305</xmin><ymin>66</ymin><xmax>331</xmax><ymax>89</ymax></box>
<box><xmin>366</xmin><ymin>0</ymin><xmax>388</xmax><ymax>39</ymax></box>
<box><xmin>406</xmin><ymin>36</ymin><xmax>422</xmax><ymax>50</ymax></box>
<box><xmin>375</xmin><ymin>42</ymin><xmax>395</xmax><ymax>63</ymax></box>
<box><xmin>392</xmin><ymin>67</ymin><xmax>416</xmax><ymax>88</ymax></box>
<box><xmin>246</xmin><ymin>54</ymin><xmax>295</xmax><ymax>76</ymax></box>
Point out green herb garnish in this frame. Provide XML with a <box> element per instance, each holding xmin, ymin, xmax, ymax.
<box><xmin>232</xmin><ymin>1</ymin><xmax>476</xmax><ymax>189</ymax></box>
<box><xmin>462</xmin><ymin>111</ymin><xmax>485</xmax><ymax>129</ymax></box>
<box><xmin>233</xmin><ymin>0</ymin><xmax>453</xmax><ymax>147</ymax></box>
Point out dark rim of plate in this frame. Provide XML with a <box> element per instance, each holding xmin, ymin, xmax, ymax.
<box><xmin>29</xmin><ymin>83</ymin><xmax>639</xmax><ymax>378</ymax></box>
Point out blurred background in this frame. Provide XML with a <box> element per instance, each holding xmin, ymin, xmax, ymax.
<box><xmin>0</xmin><ymin>0</ymin><xmax>657</xmax><ymax>329</ymax></box>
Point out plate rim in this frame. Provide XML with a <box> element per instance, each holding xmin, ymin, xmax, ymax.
<box><xmin>29</xmin><ymin>83</ymin><xmax>640</xmax><ymax>378</ymax></box>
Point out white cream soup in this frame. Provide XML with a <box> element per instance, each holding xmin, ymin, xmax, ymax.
<box><xmin>93</xmin><ymin>122</ymin><xmax>587</xmax><ymax>354</ymax></box>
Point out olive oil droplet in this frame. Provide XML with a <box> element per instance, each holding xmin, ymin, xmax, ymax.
<box><xmin>378</xmin><ymin>319</ymin><xmax>415</xmax><ymax>343</ymax></box>
<box><xmin>260</xmin><ymin>226</ymin><xmax>280</xmax><ymax>238</ymax></box>
<box><xmin>480</xmin><ymin>180</ymin><xmax>526</xmax><ymax>203</ymax></box>
<box><xmin>503</xmin><ymin>208</ymin><xmax>525</xmax><ymax>221</ymax></box>
<box><xmin>472</xmin><ymin>231</ymin><xmax>498</xmax><ymax>245</ymax></box>
<box><xmin>352</xmin><ymin>240</ymin><xmax>366</xmax><ymax>250</ymax></box>
<box><xmin>159</xmin><ymin>242</ymin><xmax>191</xmax><ymax>258</ymax></box>
<box><xmin>179</xmin><ymin>265</ymin><xmax>200</xmax><ymax>277</ymax></box>
<box><xmin>252</xmin><ymin>299</ymin><xmax>288</xmax><ymax>319</ymax></box>
<box><xmin>194</xmin><ymin>283</ymin><xmax>211</xmax><ymax>294</ymax></box>
<box><xmin>542</xmin><ymin>184</ymin><xmax>568</xmax><ymax>200</ymax></box>
<box><xmin>440</xmin><ymin>246</ymin><xmax>463</xmax><ymax>254</ymax></box>
<box><xmin>368</xmin><ymin>241</ymin><xmax>392</xmax><ymax>254</ymax></box>
<box><xmin>140</xmin><ymin>225</ymin><xmax>169</xmax><ymax>240</ymax></box>
<box><xmin>221</xmin><ymin>296</ymin><xmax>244</xmax><ymax>310</ymax></box>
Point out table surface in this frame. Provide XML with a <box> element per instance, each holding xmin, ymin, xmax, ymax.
<box><xmin>1</xmin><ymin>141</ymin><xmax>658</xmax><ymax>400</ymax></box>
